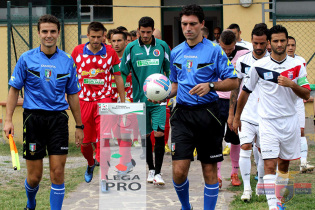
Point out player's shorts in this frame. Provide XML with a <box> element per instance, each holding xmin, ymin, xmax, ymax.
<box><xmin>296</xmin><ymin>98</ymin><xmax>305</xmax><ymax>128</ymax></box>
<box><xmin>145</xmin><ymin>105</ymin><xmax>166</xmax><ymax>135</ymax></box>
<box><xmin>170</xmin><ymin>102</ymin><xmax>223</xmax><ymax>164</ymax></box>
<box><xmin>80</xmin><ymin>98</ymin><xmax>115</xmax><ymax>142</ymax></box>
<box><xmin>239</xmin><ymin>121</ymin><xmax>260</xmax><ymax>148</ymax></box>
<box><xmin>259</xmin><ymin>114</ymin><xmax>300</xmax><ymax>160</ymax></box>
<box><xmin>23</xmin><ymin>109</ymin><xmax>69</xmax><ymax>160</ymax></box>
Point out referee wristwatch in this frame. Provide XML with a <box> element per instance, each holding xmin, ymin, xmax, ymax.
<box><xmin>209</xmin><ymin>82</ymin><xmax>215</xmax><ymax>91</ymax></box>
<box><xmin>75</xmin><ymin>125</ymin><xmax>84</xmax><ymax>130</ymax></box>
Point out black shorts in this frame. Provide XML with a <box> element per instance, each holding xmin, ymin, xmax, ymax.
<box><xmin>217</xmin><ymin>99</ymin><xmax>240</xmax><ymax>145</ymax></box>
<box><xmin>23</xmin><ymin>109</ymin><xmax>69</xmax><ymax>160</ymax></box>
<box><xmin>170</xmin><ymin>102</ymin><xmax>224</xmax><ymax>164</ymax></box>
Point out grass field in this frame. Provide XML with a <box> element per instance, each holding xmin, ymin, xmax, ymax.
<box><xmin>228</xmin><ymin>145</ymin><xmax>315</xmax><ymax>210</ymax></box>
<box><xmin>0</xmin><ymin>141</ymin><xmax>91</xmax><ymax>210</ymax></box>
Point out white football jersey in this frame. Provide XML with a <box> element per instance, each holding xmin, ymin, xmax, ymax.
<box><xmin>236</xmin><ymin>39</ymin><xmax>253</xmax><ymax>51</ymax></box>
<box><xmin>236</xmin><ymin>51</ymin><xmax>269</xmax><ymax>125</ymax></box>
<box><xmin>243</xmin><ymin>55</ymin><xmax>310</xmax><ymax>119</ymax></box>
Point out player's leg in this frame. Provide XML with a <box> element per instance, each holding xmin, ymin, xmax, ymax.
<box><xmin>46</xmin><ymin>111</ymin><xmax>70</xmax><ymax>209</ymax></box>
<box><xmin>49</xmin><ymin>155</ymin><xmax>67</xmax><ymax>210</ymax></box>
<box><xmin>171</xmin><ymin>105</ymin><xmax>195</xmax><ymax>210</ymax></box>
<box><xmin>263</xmin><ymin>158</ymin><xmax>279</xmax><ymax>209</ymax></box>
<box><xmin>23</xmin><ymin>110</ymin><xmax>46</xmax><ymax>210</ymax></box>
<box><xmin>164</xmin><ymin>106</ymin><xmax>171</xmax><ymax>153</ymax></box>
<box><xmin>25</xmin><ymin>160</ymin><xmax>43</xmax><ymax>210</ymax></box>
<box><xmin>225</xmin><ymin>127</ymin><xmax>241</xmax><ymax>186</ymax></box>
<box><xmin>151</xmin><ymin>105</ymin><xmax>166</xmax><ymax>185</ymax></box>
<box><xmin>196</xmin><ymin>102</ymin><xmax>223</xmax><ymax>210</ymax></box>
<box><xmin>238</xmin><ymin>122</ymin><xmax>256</xmax><ymax>201</ymax></box>
<box><xmin>144</xmin><ymin>107</ymin><xmax>155</xmax><ymax>182</ymax></box>
<box><xmin>79</xmin><ymin>101</ymin><xmax>96</xmax><ymax>182</ymax></box>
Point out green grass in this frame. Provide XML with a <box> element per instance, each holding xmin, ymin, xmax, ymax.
<box><xmin>0</xmin><ymin>141</ymin><xmax>89</xmax><ymax>209</ymax></box>
<box><xmin>228</xmin><ymin>145</ymin><xmax>315</xmax><ymax>209</ymax></box>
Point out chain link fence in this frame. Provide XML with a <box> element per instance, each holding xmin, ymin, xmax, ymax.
<box><xmin>277</xmin><ymin>17</ymin><xmax>315</xmax><ymax>85</ymax></box>
<box><xmin>7</xmin><ymin>3</ymin><xmax>80</xmax><ymax>97</ymax></box>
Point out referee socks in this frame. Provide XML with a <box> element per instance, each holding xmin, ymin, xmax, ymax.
<box><xmin>173</xmin><ymin>178</ymin><xmax>190</xmax><ymax>210</ymax></box>
<box><xmin>204</xmin><ymin>182</ymin><xmax>219</xmax><ymax>210</ymax></box>
<box><xmin>25</xmin><ymin>179</ymin><xmax>39</xmax><ymax>209</ymax></box>
<box><xmin>50</xmin><ymin>183</ymin><xmax>65</xmax><ymax>210</ymax></box>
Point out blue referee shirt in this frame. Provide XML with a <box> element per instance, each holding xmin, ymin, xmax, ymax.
<box><xmin>170</xmin><ymin>38</ymin><xmax>236</xmax><ymax>106</ymax></box>
<box><xmin>9</xmin><ymin>46</ymin><xmax>81</xmax><ymax>111</ymax></box>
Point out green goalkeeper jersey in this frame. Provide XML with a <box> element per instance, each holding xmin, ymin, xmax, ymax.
<box><xmin>120</xmin><ymin>36</ymin><xmax>171</xmax><ymax>107</ymax></box>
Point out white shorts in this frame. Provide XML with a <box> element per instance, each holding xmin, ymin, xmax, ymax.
<box><xmin>239</xmin><ymin>121</ymin><xmax>260</xmax><ymax>148</ymax></box>
<box><xmin>295</xmin><ymin>98</ymin><xmax>305</xmax><ymax>128</ymax></box>
<box><xmin>259</xmin><ymin>114</ymin><xmax>300</xmax><ymax>160</ymax></box>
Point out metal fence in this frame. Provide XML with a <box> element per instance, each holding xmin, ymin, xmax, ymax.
<box><xmin>276</xmin><ymin>17</ymin><xmax>315</xmax><ymax>85</ymax></box>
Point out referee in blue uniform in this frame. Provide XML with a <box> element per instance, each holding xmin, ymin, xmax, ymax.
<box><xmin>166</xmin><ymin>5</ymin><xmax>238</xmax><ymax>210</ymax></box>
<box><xmin>4</xmin><ymin>15</ymin><xmax>83</xmax><ymax>210</ymax></box>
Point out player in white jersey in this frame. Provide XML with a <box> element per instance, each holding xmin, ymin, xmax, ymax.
<box><xmin>287</xmin><ymin>36</ymin><xmax>314</xmax><ymax>173</ymax></box>
<box><xmin>228</xmin><ymin>23</ymin><xmax>269</xmax><ymax>202</ymax></box>
<box><xmin>233</xmin><ymin>25</ymin><xmax>311</xmax><ymax>210</ymax></box>
<box><xmin>227</xmin><ymin>23</ymin><xmax>253</xmax><ymax>51</ymax></box>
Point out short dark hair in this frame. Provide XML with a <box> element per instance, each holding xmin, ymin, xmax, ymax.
<box><xmin>220</xmin><ymin>30</ymin><xmax>236</xmax><ymax>45</ymax></box>
<box><xmin>179</xmin><ymin>4</ymin><xmax>204</xmax><ymax>23</ymax></box>
<box><xmin>138</xmin><ymin>17</ymin><xmax>154</xmax><ymax>30</ymax></box>
<box><xmin>201</xmin><ymin>27</ymin><xmax>209</xmax><ymax>36</ymax></box>
<box><xmin>214</xmin><ymin>27</ymin><xmax>222</xmax><ymax>33</ymax></box>
<box><xmin>87</xmin><ymin>22</ymin><xmax>106</xmax><ymax>34</ymax></box>
<box><xmin>38</xmin><ymin>14</ymin><xmax>60</xmax><ymax>31</ymax></box>
<box><xmin>125</xmin><ymin>32</ymin><xmax>132</xmax><ymax>38</ymax></box>
<box><xmin>251</xmin><ymin>23</ymin><xmax>269</xmax><ymax>39</ymax></box>
<box><xmin>228</xmin><ymin>23</ymin><xmax>240</xmax><ymax>32</ymax></box>
<box><xmin>288</xmin><ymin>36</ymin><xmax>296</xmax><ymax>44</ymax></box>
<box><xmin>130</xmin><ymin>30</ymin><xmax>137</xmax><ymax>37</ymax></box>
<box><xmin>117</xmin><ymin>26</ymin><xmax>128</xmax><ymax>31</ymax></box>
<box><xmin>106</xmin><ymin>29</ymin><xmax>118</xmax><ymax>39</ymax></box>
<box><xmin>268</xmin><ymin>25</ymin><xmax>288</xmax><ymax>41</ymax></box>
<box><xmin>112</xmin><ymin>30</ymin><xmax>127</xmax><ymax>40</ymax></box>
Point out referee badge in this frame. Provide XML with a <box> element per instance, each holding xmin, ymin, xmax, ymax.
<box><xmin>29</xmin><ymin>143</ymin><xmax>36</xmax><ymax>155</ymax></box>
<box><xmin>186</xmin><ymin>60</ymin><xmax>193</xmax><ymax>72</ymax></box>
<box><xmin>45</xmin><ymin>69</ymin><xmax>52</xmax><ymax>81</ymax></box>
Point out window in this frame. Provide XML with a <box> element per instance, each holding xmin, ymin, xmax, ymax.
<box><xmin>274</xmin><ymin>0</ymin><xmax>315</xmax><ymax>18</ymax></box>
<box><xmin>0</xmin><ymin>0</ymin><xmax>113</xmax><ymax>22</ymax></box>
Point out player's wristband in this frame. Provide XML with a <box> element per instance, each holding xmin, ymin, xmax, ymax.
<box><xmin>75</xmin><ymin>125</ymin><xmax>84</xmax><ymax>130</ymax></box>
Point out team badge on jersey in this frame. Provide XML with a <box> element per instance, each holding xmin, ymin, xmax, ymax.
<box><xmin>245</xmin><ymin>67</ymin><xmax>250</xmax><ymax>74</ymax></box>
<box><xmin>186</xmin><ymin>60</ymin><xmax>193</xmax><ymax>72</ymax></box>
<box><xmin>264</xmin><ymin>72</ymin><xmax>273</xmax><ymax>80</ymax></box>
<box><xmin>101</xmin><ymin>54</ymin><xmax>107</xmax><ymax>59</ymax></box>
<box><xmin>153</xmin><ymin>49</ymin><xmax>160</xmax><ymax>57</ymax></box>
<box><xmin>45</xmin><ymin>69</ymin><xmax>52</xmax><ymax>81</ymax></box>
<box><xmin>288</xmin><ymin>71</ymin><xmax>294</xmax><ymax>80</ymax></box>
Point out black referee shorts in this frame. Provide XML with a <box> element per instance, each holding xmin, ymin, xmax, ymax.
<box><xmin>170</xmin><ymin>102</ymin><xmax>224</xmax><ymax>164</ymax></box>
<box><xmin>23</xmin><ymin>109</ymin><xmax>69</xmax><ymax>160</ymax></box>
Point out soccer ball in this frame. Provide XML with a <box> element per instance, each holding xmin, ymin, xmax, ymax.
<box><xmin>143</xmin><ymin>73</ymin><xmax>172</xmax><ymax>101</ymax></box>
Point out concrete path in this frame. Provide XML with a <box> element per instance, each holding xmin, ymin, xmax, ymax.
<box><xmin>63</xmin><ymin>151</ymin><xmax>236</xmax><ymax>210</ymax></box>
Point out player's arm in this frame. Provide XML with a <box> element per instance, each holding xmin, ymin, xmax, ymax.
<box><xmin>227</xmin><ymin>78</ymin><xmax>242</xmax><ymax>130</ymax></box>
<box><xmin>113</xmin><ymin>65</ymin><xmax>125</xmax><ymax>103</ymax></box>
<box><xmin>278</xmin><ymin>75</ymin><xmax>310</xmax><ymax>100</ymax></box>
<box><xmin>67</xmin><ymin>93</ymin><xmax>84</xmax><ymax>147</ymax></box>
<box><xmin>163</xmin><ymin>42</ymin><xmax>171</xmax><ymax>78</ymax></box>
<box><xmin>3</xmin><ymin>87</ymin><xmax>20</xmax><ymax>138</ymax></box>
<box><xmin>120</xmin><ymin>46</ymin><xmax>132</xmax><ymax>78</ymax></box>
<box><xmin>233</xmin><ymin>90</ymin><xmax>250</xmax><ymax>134</ymax></box>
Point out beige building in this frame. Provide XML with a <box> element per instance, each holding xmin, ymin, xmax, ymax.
<box><xmin>0</xmin><ymin>0</ymin><xmax>314</xmax><ymax>142</ymax></box>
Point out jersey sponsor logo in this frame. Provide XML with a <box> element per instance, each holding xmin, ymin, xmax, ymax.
<box><xmin>41</xmin><ymin>64</ymin><xmax>56</xmax><ymax>68</ymax></box>
<box><xmin>264</xmin><ymin>72</ymin><xmax>273</xmax><ymax>80</ymax></box>
<box><xmin>153</xmin><ymin>49</ymin><xmax>160</xmax><ymax>57</ymax></box>
<box><xmin>135</xmin><ymin>53</ymin><xmax>143</xmax><ymax>56</ymax></box>
<box><xmin>83</xmin><ymin>78</ymin><xmax>105</xmax><ymax>85</ymax></box>
<box><xmin>136</xmin><ymin>59</ymin><xmax>159</xmax><ymax>67</ymax></box>
<box><xmin>81</xmin><ymin>68</ymin><xmax>105</xmax><ymax>77</ymax></box>
<box><xmin>184</xmin><ymin>55</ymin><xmax>197</xmax><ymax>58</ymax></box>
<box><xmin>210</xmin><ymin>154</ymin><xmax>222</xmax><ymax>158</ymax></box>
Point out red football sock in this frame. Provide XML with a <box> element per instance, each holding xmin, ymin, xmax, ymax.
<box><xmin>81</xmin><ymin>144</ymin><xmax>94</xmax><ymax>166</ymax></box>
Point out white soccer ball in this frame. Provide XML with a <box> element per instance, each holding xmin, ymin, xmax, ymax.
<box><xmin>143</xmin><ymin>73</ymin><xmax>172</xmax><ymax>101</ymax></box>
